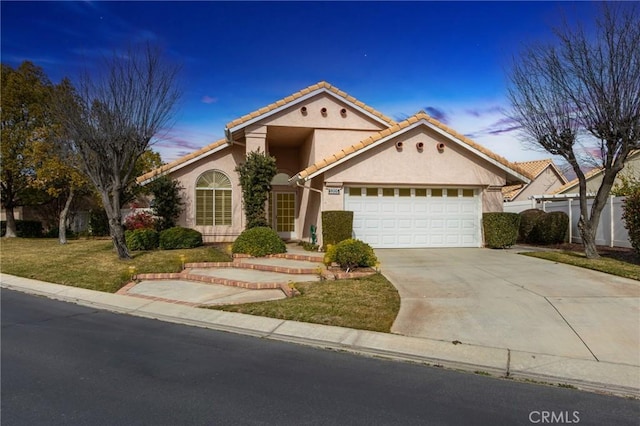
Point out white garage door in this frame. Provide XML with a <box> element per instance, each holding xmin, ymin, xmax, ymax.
<box><xmin>344</xmin><ymin>187</ymin><xmax>481</xmax><ymax>248</ymax></box>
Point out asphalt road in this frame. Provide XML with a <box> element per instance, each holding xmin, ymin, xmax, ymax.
<box><xmin>2</xmin><ymin>289</ymin><xmax>638</xmax><ymax>426</ymax></box>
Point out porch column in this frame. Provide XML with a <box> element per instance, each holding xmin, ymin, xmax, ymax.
<box><xmin>245</xmin><ymin>125</ymin><xmax>267</xmax><ymax>154</ymax></box>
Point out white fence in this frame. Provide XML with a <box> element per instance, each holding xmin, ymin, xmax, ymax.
<box><xmin>503</xmin><ymin>196</ymin><xmax>630</xmax><ymax>248</ymax></box>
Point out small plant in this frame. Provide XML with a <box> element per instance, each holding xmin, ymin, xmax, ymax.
<box><xmin>323</xmin><ymin>244</ymin><xmax>337</xmax><ymax>267</ymax></box>
<box><xmin>159</xmin><ymin>227</ymin><xmax>203</xmax><ymax>250</ymax></box>
<box><xmin>483</xmin><ymin>212</ymin><xmax>521</xmax><ymax>248</ymax></box>
<box><xmin>327</xmin><ymin>238</ymin><xmax>377</xmax><ymax>271</ymax></box>
<box><xmin>232</xmin><ymin>226</ymin><xmax>286</xmax><ymax>257</ymax></box>
<box><xmin>125</xmin><ymin>228</ymin><xmax>159</xmax><ymax>251</ymax></box>
<box><xmin>124</xmin><ymin>211</ymin><xmax>156</xmax><ymax>231</ymax></box>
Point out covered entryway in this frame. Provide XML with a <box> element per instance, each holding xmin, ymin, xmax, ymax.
<box><xmin>344</xmin><ymin>187</ymin><xmax>481</xmax><ymax>248</ymax></box>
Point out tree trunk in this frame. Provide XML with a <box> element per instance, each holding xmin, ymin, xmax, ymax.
<box><xmin>4</xmin><ymin>206</ymin><xmax>18</xmax><ymax>238</ymax></box>
<box><xmin>58</xmin><ymin>189</ymin><xmax>75</xmax><ymax>245</ymax></box>
<box><xmin>99</xmin><ymin>190</ymin><xmax>131</xmax><ymax>260</ymax></box>
<box><xmin>577</xmin><ymin>218</ymin><xmax>599</xmax><ymax>259</ymax></box>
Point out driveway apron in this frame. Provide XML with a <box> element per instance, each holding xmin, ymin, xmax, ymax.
<box><xmin>376</xmin><ymin>248</ymin><xmax>640</xmax><ymax>365</ymax></box>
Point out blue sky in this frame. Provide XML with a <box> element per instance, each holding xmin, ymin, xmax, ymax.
<box><xmin>1</xmin><ymin>1</ymin><xmax>598</xmax><ymax>165</ymax></box>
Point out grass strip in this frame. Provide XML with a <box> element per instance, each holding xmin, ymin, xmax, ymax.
<box><xmin>521</xmin><ymin>250</ymin><xmax>640</xmax><ymax>281</ymax></box>
<box><xmin>211</xmin><ymin>274</ymin><xmax>400</xmax><ymax>333</ymax></box>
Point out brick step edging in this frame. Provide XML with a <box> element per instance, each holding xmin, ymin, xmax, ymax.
<box><xmin>186</xmin><ymin>261</ymin><xmax>320</xmax><ymax>275</ymax></box>
<box><xmin>132</xmin><ymin>272</ymin><xmax>297</xmax><ymax>297</ymax></box>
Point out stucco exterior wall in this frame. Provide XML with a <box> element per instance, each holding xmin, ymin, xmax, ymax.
<box><xmin>324</xmin><ymin>127</ymin><xmax>507</xmax><ymax>188</ymax></box>
<box><xmin>512</xmin><ymin>167</ymin><xmax>565</xmax><ymax>201</ymax></box>
<box><xmin>169</xmin><ymin>145</ymin><xmax>245</xmax><ymax>242</ymax></box>
<box><xmin>263</xmin><ymin>93</ymin><xmax>387</xmax><ymax>132</ymax></box>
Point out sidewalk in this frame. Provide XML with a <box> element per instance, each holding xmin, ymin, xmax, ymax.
<box><xmin>2</xmin><ymin>272</ymin><xmax>638</xmax><ymax>398</ymax></box>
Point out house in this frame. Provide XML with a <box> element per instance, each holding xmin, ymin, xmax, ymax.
<box><xmin>502</xmin><ymin>159</ymin><xmax>568</xmax><ymax>202</ymax></box>
<box><xmin>553</xmin><ymin>150</ymin><xmax>640</xmax><ymax>195</ymax></box>
<box><xmin>138</xmin><ymin>82</ymin><xmax>530</xmax><ymax>248</ymax></box>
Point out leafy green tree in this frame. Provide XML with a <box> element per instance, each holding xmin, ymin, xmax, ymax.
<box><xmin>235</xmin><ymin>150</ymin><xmax>277</xmax><ymax>228</ymax></box>
<box><xmin>1</xmin><ymin>62</ymin><xmax>55</xmax><ymax>237</ymax></box>
<box><xmin>148</xmin><ymin>175</ymin><xmax>184</xmax><ymax>231</ymax></box>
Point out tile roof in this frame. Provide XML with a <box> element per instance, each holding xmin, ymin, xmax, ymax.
<box><xmin>501</xmin><ymin>159</ymin><xmax>567</xmax><ymax>201</ymax></box>
<box><xmin>136</xmin><ymin>138</ymin><xmax>228</xmax><ymax>184</ymax></box>
<box><xmin>294</xmin><ymin>112</ymin><xmax>532</xmax><ymax>182</ymax></box>
<box><xmin>552</xmin><ymin>149</ymin><xmax>639</xmax><ymax>194</ymax></box>
<box><xmin>225</xmin><ymin>81</ymin><xmax>397</xmax><ymax>130</ymax></box>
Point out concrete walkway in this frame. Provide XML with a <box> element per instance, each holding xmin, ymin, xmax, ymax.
<box><xmin>2</xmin><ymin>246</ymin><xmax>639</xmax><ymax>397</ymax></box>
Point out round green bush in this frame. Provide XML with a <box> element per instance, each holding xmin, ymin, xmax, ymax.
<box><xmin>483</xmin><ymin>212</ymin><xmax>521</xmax><ymax>248</ymax></box>
<box><xmin>232</xmin><ymin>226</ymin><xmax>286</xmax><ymax>257</ymax></box>
<box><xmin>530</xmin><ymin>211</ymin><xmax>569</xmax><ymax>245</ymax></box>
<box><xmin>125</xmin><ymin>228</ymin><xmax>159</xmax><ymax>251</ymax></box>
<box><xmin>518</xmin><ymin>209</ymin><xmax>546</xmax><ymax>243</ymax></box>
<box><xmin>159</xmin><ymin>227</ymin><xmax>203</xmax><ymax>250</ymax></box>
<box><xmin>329</xmin><ymin>238</ymin><xmax>377</xmax><ymax>270</ymax></box>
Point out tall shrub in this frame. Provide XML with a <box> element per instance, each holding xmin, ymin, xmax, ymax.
<box><xmin>321</xmin><ymin>210</ymin><xmax>353</xmax><ymax>247</ymax></box>
<box><xmin>622</xmin><ymin>187</ymin><xmax>640</xmax><ymax>255</ymax></box>
<box><xmin>530</xmin><ymin>211</ymin><xmax>569</xmax><ymax>245</ymax></box>
<box><xmin>483</xmin><ymin>212</ymin><xmax>521</xmax><ymax>248</ymax></box>
<box><xmin>518</xmin><ymin>209</ymin><xmax>546</xmax><ymax>243</ymax></box>
<box><xmin>148</xmin><ymin>175</ymin><xmax>184</xmax><ymax>231</ymax></box>
<box><xmin>235</xmin><ymin>150</ymin><xmax>277</xmax><ymax>229</ymax></box>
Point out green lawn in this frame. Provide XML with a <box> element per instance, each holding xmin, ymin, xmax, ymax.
<box><xmin>0</xmin><ymin>237</ymin><xmax>230</xmax><ymax>293</ymax></box>
<box><xmin>1</xmin><ymin>237</ymin><xmax>401</xmax><ymax>332</ymax></box>
<box><xmin>521</xmin><ymin>250</ymin><xmax>640</xmax><ymax>281</ymax></box>
<box><xmin>211</xmin><ymin>274</ymin><xmax>400</xmax><ymax>333</ymax></box>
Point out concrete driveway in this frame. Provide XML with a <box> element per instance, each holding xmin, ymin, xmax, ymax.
<box><xmin>376</xmin><ymin>248</ymin><xmax>640</xmax><ymax>366</ymax></box>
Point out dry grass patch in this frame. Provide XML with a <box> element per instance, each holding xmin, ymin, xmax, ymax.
<box><xmin>522</xmin><ymin>250</ymin><xmax>640</xmax><ymax>281</ymax></box>
<box><xmin>211</xmin><ymin>274</ymin><xmax>400</xmax><ymax>333</ymax></box>
<box><xmin>1</xmin><ymin>238</ymin><xmax>231</xmax><ymax>292</ymax></box>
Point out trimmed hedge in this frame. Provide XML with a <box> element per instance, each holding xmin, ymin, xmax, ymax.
<box><xmin>324</xmin><ymin>238</ymin><xmax>377</xmax><ymax>270</ymax></box>
<box><xmin>483</xmin><ymin>212</ymin><xmax>521</xmax><ymax>248</ymax></box>
<box><xmin>622</xmin><ymin>188</ymin><xmax>640</xmax><ymax>255</ymax></box>
<box><xmin>321</xmin><ymin>210</ymin><xmax>353</xmax><ymax>247</ymax></box>
<box><xmin>125</xmin><ymin>228</ymin><xmax>159</xmax><ymax>251</ymax></box>
<box><xmin>232</xmin><ymin>226</ymin><xmax>286</xmax><ymax>257</ymax></box>
<box><xmin>518</xmin><ymin>209</ymin><xmax>546</xmax><ymax>243</ymax></box>
<box><xmin>159</xmin><ymin>227</ymin><xmax>203</xmax><ymax>250</ymax></box>
<box><xmin>530</xmin><ymin>211</ymin><xmax>569</xmax><ymax>245</ymax></box>
<box><xmin>1</xmin><ymin>220</ymin><xmax>43</xmax><ymax>238</ymax></box>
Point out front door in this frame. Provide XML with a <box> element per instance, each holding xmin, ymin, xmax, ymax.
<box><xmin>273</xmin><ymin>192</ymin><xmax>296</xmax><ymax>239</ymax></box>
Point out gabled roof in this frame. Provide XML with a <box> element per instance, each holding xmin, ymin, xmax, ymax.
<box><xmin>292</xmin><ymin>112</ymin><xmax>532</xmax><ymax>184</ymax></box>
<box><xmin>225</xmin><ymin>81</ymin><xmax>396</xmax><ymax>133</ymax></box>
<box><xmin>502</xmin><ymin>159</ymin><xmax>568</xmax><ymax>201</ymax></box>
<box><xmin>552</xmin><ymin>150</ymin><xmax>640</xmax><ymax>194</ymax></box>
<box><xmin>136</xmin><ymin>138</ymin><xmax>229</xmax><ymax>185</ymax></box>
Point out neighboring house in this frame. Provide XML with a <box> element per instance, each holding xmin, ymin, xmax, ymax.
<box><xmin>139</xmin><ymin>81</ymin><xmax>530</xmax><ymax>248</ymax></box>
<box><xmin>554</xmin><ymin>150</ymin><xmax>640</xmax><ymax>195</ymax></box>
<box><xmin>502</xmin><ymin>159</ymin><xmax>568</xmax><ymax>202</ymax></box>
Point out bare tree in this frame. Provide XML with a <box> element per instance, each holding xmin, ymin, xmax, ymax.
<box><xmin>60</xmin><ymin>44</ymin><xmax>181</xmax><ymax>259</ymax></box>
<box><xmin>507</xmin><ymin>3</ymin><xmax>640</xmax><ymax>258</ymax></box>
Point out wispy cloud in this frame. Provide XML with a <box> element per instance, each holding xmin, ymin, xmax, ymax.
<box><xmin>201</xmin><ymin>95</ymin><xmax>218</xmax><ymax>104</ymax></box>
<box><xmin>424</xmin><ymin>106</ymin><xmax>449</xmax><ymax>124</ymax></box>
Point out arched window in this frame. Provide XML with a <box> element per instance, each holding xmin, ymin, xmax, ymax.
<box><xmin>195</xmin><ymin>171</ymin><xmax>232</xmax><ymax>226</ymax></box>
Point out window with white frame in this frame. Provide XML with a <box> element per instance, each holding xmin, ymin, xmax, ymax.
<box><xmin>195</xmin><ymin>171</ymin><xmax>232</xmax><ymax>226</ymax></box>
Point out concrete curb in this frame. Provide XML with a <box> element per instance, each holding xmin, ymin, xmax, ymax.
<box><xmin>2</xmin><ymin>273</ymin><xmax>638</xmax><ymax>398</ymax></box>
